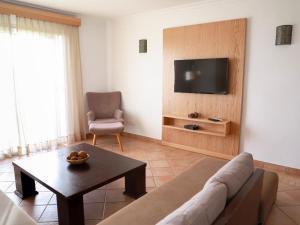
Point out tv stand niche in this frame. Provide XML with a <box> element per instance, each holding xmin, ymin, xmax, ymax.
<box><xmin>163</xmin><ymin>115</ymin><xmax>230</xmax><ymax>137</ymax></box>
<box><xmin>162</xmin><ymin>18</ymin><xmax>246</xmax><ymax>159</ymax></box>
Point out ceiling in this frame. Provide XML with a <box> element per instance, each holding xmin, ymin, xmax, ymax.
<box><xmin>10</xmin><ymin>0</ymin><xmax>202</xmax><ymax>18</ymax></box>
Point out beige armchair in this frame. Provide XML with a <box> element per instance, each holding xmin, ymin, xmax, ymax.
<box><xmin>86</xmin><ymin>92</ymin><xmax>125</xmax><ymax>151</ymax></box>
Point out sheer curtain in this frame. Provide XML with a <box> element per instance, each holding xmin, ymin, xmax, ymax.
<box><xmin>0</xmin><ymin>14</ymin><xmax>85</xmax><ymax>158</ymax></box>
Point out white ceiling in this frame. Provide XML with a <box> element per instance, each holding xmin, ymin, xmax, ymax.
<box><xmin>12</xmin><ymin>0</ymin><xmax>202</xmax><ymax>18</ymax></box>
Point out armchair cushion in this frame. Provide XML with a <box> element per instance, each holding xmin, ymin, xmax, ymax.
<box><xmin>86</xmin><ymin>92</ymin><xmax>121</xmax><ymax>119</ymax></box>
<box><xmin>89</xmin><ymin>121</ymin><xmax>124</xmax><ymax>135</ymax></box>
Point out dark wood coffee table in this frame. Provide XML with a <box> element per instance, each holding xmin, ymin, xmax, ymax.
<box><xmin>12</xmin><ymin>143</ymin><xmax>146</xmax><ymax>225</ymax></box>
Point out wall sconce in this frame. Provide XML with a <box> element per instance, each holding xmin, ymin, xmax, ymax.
<box><xmin>276</xmin><ymin>25</ymin><xmax>293</xmax><ymax>45</ymax></box>
<box><xmin>139</xmin><ymin>39</ymin><xmax>147</xmax><ymax>53</ymax></box>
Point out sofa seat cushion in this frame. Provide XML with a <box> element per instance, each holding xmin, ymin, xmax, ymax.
<box><xmin>98</xmin><ymin>157</ymin><xmax>227</xmax><ymax>225</ymax></box>
<box><xmin>259</xmin><ymin>171</ymin><xmax>279</xmax><ymax>224</ymax></box>
<box><xmin>89</xmin><ymin>121</ymin><xmax>124</xmax><ymax>134</ymax></box>
<box><xmin>205</xmin><ymin>152</ymin><xmax>254</xmax><ymax>199</ymax></box>
<box><xmin>0</xmin><ymin>191</ymin><xmax>36</xmax><ymax>225</ymax></box>
<box><xmin>156</xmin><ymin>182</ymin><xmax>227</xmax><ymax>225</ymax></box>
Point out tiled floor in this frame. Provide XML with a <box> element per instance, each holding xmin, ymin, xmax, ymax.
<box><xmin>0</xmin><ymin>135</ymin><xmax>300</xmax><ymax>225</ymax></box>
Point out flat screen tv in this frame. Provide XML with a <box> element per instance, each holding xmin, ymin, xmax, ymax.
<box><xmin>174</xmin><ymin>58</ymin><xmax>229</xmax><ymax>94</ymax></box>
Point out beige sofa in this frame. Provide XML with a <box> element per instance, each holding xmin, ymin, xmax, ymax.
<box><xmin>0</xmin><ymin>190</ymin><xmax>36</xmax><ymax>225</ymax></box>
<box><xmin>98</xmin><ymin>157</ymin><xmax>277</xmax><ymax>225</ymax></box>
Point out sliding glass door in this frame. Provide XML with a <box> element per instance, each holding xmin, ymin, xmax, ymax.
<box><xmin>0</xmin><ymin>15</ymin><xmax>76</xmax><ymax>157</ymax></box>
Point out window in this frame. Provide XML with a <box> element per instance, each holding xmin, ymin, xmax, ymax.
<box><xmin>0</xmin><ymin>15</ymin><xmax>84</xmax><ymax>157</ymax></box>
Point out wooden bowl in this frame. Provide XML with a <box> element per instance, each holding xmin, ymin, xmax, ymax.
<box><xmin>67</xmin><ymin>154</ymin><xmax>90</xmax><ymax>165</ymax></box>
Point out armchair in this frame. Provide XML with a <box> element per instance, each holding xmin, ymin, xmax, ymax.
<box><xmin>86</xmin><ymin>92</ymin><xmax>125</xmax><ymax>151</ymax></box>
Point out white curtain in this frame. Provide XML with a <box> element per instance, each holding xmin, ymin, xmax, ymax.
<box><xmin>0</xmin><ymin>14</ymin><xmax>85</xmax><ymax>158</ymax></box>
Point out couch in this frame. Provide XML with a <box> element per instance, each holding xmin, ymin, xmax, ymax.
<box><xmin>98</xmin><ymin>156</ymin><xmax>278</xmax><ymax>225</ymax></box>
<box><xmin>0</xmin><ymin>190</ymin><xmax>36</xmax><ymax>225</ymax></box>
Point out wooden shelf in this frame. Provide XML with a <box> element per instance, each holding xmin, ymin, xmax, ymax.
<box><xmin>163</xmin><ymin>114</ymin><xmax>230</xmax><ymax>125</ymax></box>
<box><xmin>163</xmin><ymin>115</ymin><xmax>230</xmax><ymax>137</ymax></box>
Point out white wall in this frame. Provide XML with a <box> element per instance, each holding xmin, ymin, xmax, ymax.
<box><xmin>108</xmin><ymin>0</ymin><xmax>300</xmax><ymax>168</ymax></box>
<box><xmin>79</xmin><ymin>15</ymin><xmax>108</xmax><ymax>94</ymax></box>
<box><xmin>79</xmin><ymin>15</ymin><xmax>109</xmax><ymax>130</ymax></box>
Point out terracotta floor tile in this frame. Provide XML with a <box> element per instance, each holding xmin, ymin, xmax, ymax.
<box><xmin>105</xmin><ymin>189</ymin><xmax>134</xmax><ymax>203</ymax></box>
<box><xmin>168</xmin><ymin>159</ymin><xmax>193</xmax><ymax>167</ymax></box>
<box><xmin>20</xmin><ymin>204</ymin><xmax>46</xmax><ymax>221</ymax></box>
<box><xmin>105</xmin><ymin>178</ymin><xmax>125</xmax><ymax>189</ymax></box>
<box><xmin>48</xmin><ymin>194</ymin><xmax>57</xmax><ymax>205</ymax></box>
<box><xmin>146</xmin><ymin>177</ymin><xmax>156</xmax><ymax>188</ymax></box>
<box><xmin>279</xmin><ymin>206</ymin><xmax>300</xmax><ymax>224</ymax></box>
<box><xmin>164</xmin><ymin>149</ymin><xmax>190</xmax><ymax>159</ymax></box>
<box><xmin>84</xmin><ymin>203</ymin><xmax>104</xmax><ymax>220</ymax></box>
<box><xmin>154</xmin><ymin>176</ymin><xmax>174</xmax><ymax>187</ymax></box>
<box><xmin>39</xmin><ymin>205</ymin><xmax>58</xmax><ymax>222</ymax></box>
<box><xmin>36</xmin><ymin>182</ymin><xmax>51</xmax><ymax>192</ymax></box>
<box><xmin>5</xmin><ymin>192</ymin><xmax>22</xmax><ymax>205</ymax></box>
<box><xmin>146</xmin><ymin>187</ymin><xmax>155</xmax><ymax>193</ymax></box>
<box><xmin>20</xmin><ymin>192</ymin><xmax>53</xmax><ymax>206</ymax></box>
<box><xmin>172</xmin><ymin>166</ymin><xmax>187</xmax><ymax>175</ymax></box>
<box><xmin>145</xmin><ymin>152</ymin><xmax>166</xmax><ymax>160</ymax></box>
<box><xmin>265</xmin><ymin>206</ymin><xmax>297</xmax><ymax>225</ymax></box>
<box><xmin>276</xmin><ymin>190</ymin><xmax>300</xmax><ymax>206</ymax></box>
<box><xmin>151</xmin><ymin>167</ymin><xmax>173</xmax><ymax>176</ymax></box>
<box><xmin>149</xmin><ymin>160</ymin><xmax>170</xmax><ymax>168</ymax></box>
<box><xmin>0</xmin><ymin>164</ymin><xmax>14</xmax><ymax>172</ymax></box>
<box><xmin>84</xmin><ymin>189</ymin><xmax>106</xmax><ymax>203</ymax></box>
<box><xmin>5</xmin><ymin>182</ymin><xmax>16</xmax><ymax>192</ymax></box>
<box><xmin>0</xmin><ymin>181</ymin><xmax>13</xmax><ymax>191</ymax></box>
<box><xmin>278</xmin><ymin>182</ymin><xmax>299</xmax><ymax>192</ymax></box>
<box><xmin>104</xmin><ymin>202</ymin><xmax>130</xmax><ymax>219</ymax></box>
<box><xmin>146</xmin><ymin>168</ymin><xmax>153</xmax><ymax>176</ymax></box>
<box><xmin>0</xmin><ymin>172</ymin><xmax>15</xmax><ymax>182</ymax></box>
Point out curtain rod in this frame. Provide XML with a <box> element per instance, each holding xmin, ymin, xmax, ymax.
<box><xmin>0</xmin><ymin>1</ymin><xmax>81</xmax><ymax>27</ymax></box>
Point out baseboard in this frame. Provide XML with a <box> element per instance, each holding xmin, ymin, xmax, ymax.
<box><xmin>162</xmin><ymin>141</ymin><xmax>234</xmax><ymax>160</ymax></box>
<box><xmin>122</xmin><ymin>132</ymin><xmax>161</xmax><ymax>144</ymax></box>
<box><xmin>86</xmin><ymin>132</ymin><xmax>161</xmax><ymax>144</ymax></box>
<box><xmin>86</xmin><ymin>132</ymin><xmax>300</xmax><ymax>176</ymax></box>
<box><xmin>254</xmin><ymin>160</ymin><xmax>300</xmax><ymax>176</ymax></box>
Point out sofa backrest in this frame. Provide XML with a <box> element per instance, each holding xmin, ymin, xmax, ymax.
<box><xmin>205</xmin><ymin>152</ymin><xmax>254</xmax><ymax>199</ymax></box>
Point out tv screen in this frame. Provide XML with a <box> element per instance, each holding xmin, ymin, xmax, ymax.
<box><xmin>174</xmin><ymin>58</ymin><xmax>229</xmax><ymax>94</ymax></box>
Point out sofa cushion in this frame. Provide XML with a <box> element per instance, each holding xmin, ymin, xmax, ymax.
<box><xmin>156</xmin><ymin>182</ymin><xmax>227</xmax><ymax>225</ymax></box>
<box><xmin>0</xmin><ymin>191</ymin><xmax>36</xmax><ymax>225</ymax></box>
<box><xmin>98</xmin><ymin>157</ymin><xmax>227</xmax><ymax>225</ymax></box>
<box><xmin>205</xmin><ymin>152</ymin><xmax>254</xmax><ymax>199</ymax></box>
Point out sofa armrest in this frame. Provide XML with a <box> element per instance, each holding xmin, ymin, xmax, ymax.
<box><xmin>114</xmin><ymin>109</ymin><xmax>124</xmax><ymax>121</ymax></box>
<box><xmin>0</xmin><ymin>191</ymin><xmax>36</xmax><ymax>225</ymax></box>
<box><xmin>87</xmin><ymin>110</ymin><xmax>95</xmax><ymax>124</ymax></box>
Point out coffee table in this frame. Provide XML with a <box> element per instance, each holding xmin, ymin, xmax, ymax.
<box><xmin>12</xmin><ymin>143</ymin><xmax>146</xmax><ymax>225</ymax></box>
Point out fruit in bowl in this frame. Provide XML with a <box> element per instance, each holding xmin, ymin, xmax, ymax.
<box><xmin>67</xmin><ymin>151</ymin><xmax>90</xmax><ymax>165</ymax></box>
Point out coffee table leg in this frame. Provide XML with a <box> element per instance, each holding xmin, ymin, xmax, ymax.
<box><xmin>57</xmin><ymin>195</ymin><xmax>84</xmax><ymax>225</ymax></box>
<box><xmin>124</xmin><ymin>166</ymin><xmax>146</xmax><ymax>199</ymax></box>
<box><xmin>13</xmin><ymin>165</ymin><xmax>38</xmax><ymax>199</ymax></box>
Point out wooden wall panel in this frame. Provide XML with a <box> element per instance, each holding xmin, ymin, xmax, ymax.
<box><xmin>162</xmin><ymin>18</ymin><xmax>247</xmax><ymax>158</ymax></box>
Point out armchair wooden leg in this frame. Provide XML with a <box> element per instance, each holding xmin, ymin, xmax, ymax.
<box><xmin>92</xmin><ymin>134</ymin><xmax>97</xmax><ymax>146</ymax></box>
<box><xmin>116</xmin><ymin>133</ymin><xmax>124</xmax><ymax>152</ymax></box>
